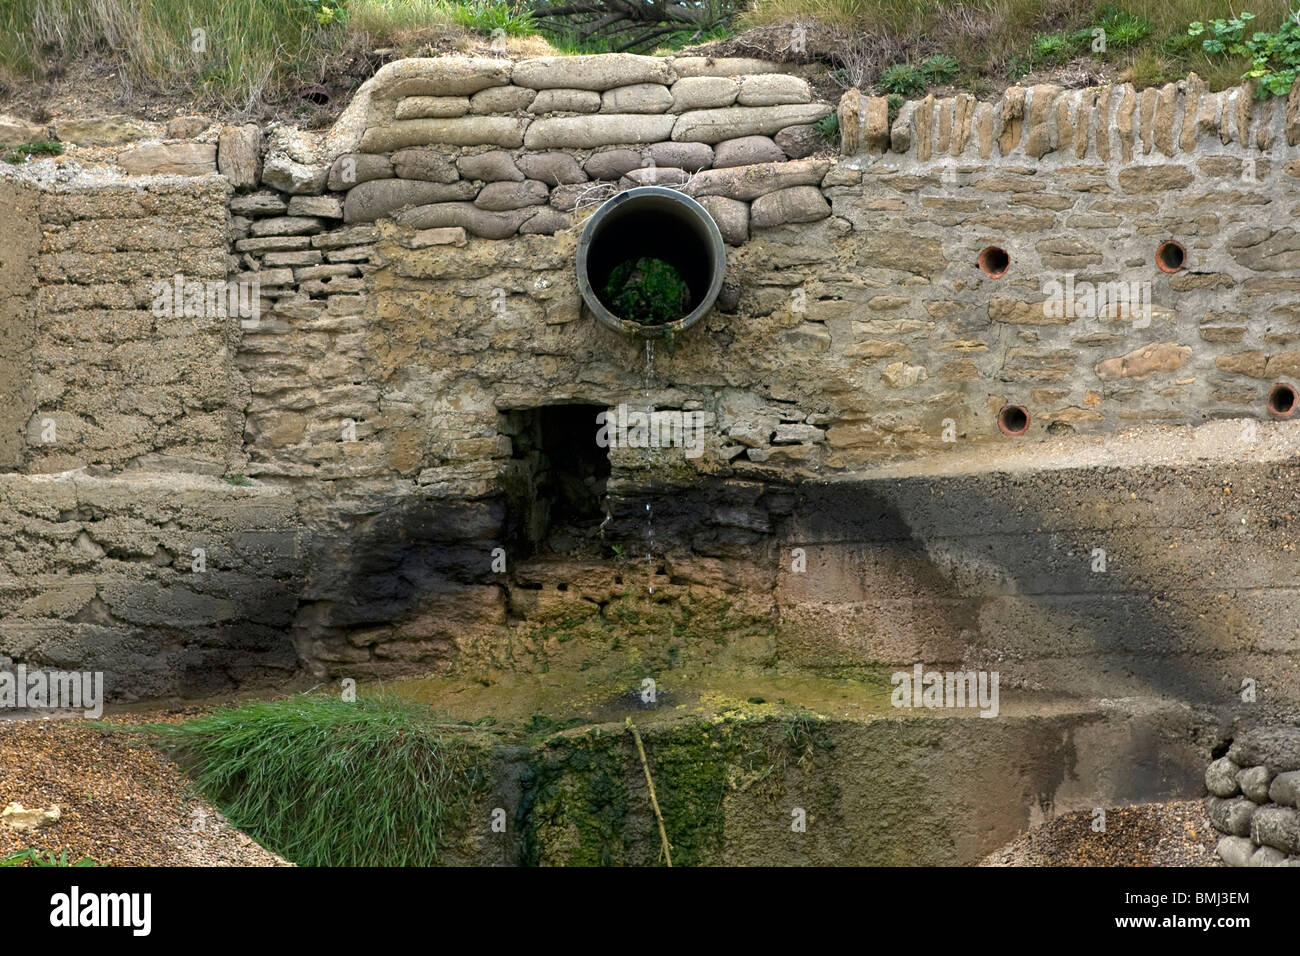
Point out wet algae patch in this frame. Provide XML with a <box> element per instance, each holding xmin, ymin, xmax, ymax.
<box><xmin>131</xmin><ymin>665</ymin><xmax>1212</xmax><ymax>866</ymax></box>
<box><xmin>520</xmin><ymin>713</ymin><xmax>804</xmax><ymax>867</ymax></box>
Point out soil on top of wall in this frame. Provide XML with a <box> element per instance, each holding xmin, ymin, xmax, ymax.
<box><xmin>1</xmin><ymin>20</ymin><xmax>1162</xmax><ymax>134</ymax></box>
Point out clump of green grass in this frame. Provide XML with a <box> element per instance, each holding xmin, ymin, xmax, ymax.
<box><xmin>1095</xmin><ymin>4</ymin><xmax>1152</xmax><ymax>49</ymax></box>
<box><xmin>138</xmin><ymin>694</ymin><xmax>489</xmax><ymax>867</ymax></box>
<box><xmin>2</xmin><ymin>140</ymin><xmax>62</xmax><ymax>164</ymax></box>
<box><xmin>919</xmin><ymin>53</ymin><xmax>960</xmax><ymax>84</ymax></box>
<box><xmin>1030</xmin><ymin>28</ymin><xmax>1090</xmax><ymax>66</ymax></box>
<box><xmin>452</xmin><ymin>0</ymin><xmax>537</xmax><ymax>37</ymax></box>
<box><xmin>603</xmin><ymin>257</ymin><xmax>692</xmax><ymax>326</ymax></box>
<box><xmin>885</xmin><ymin>91</ymin><xmax>905</xmax><ymax>125</ymax></box>
<box><xmin>814</xmin><ymin>109</ymin><xmax>840</xmax><ymax>144</ymax></box>
<box><xmin>878</xmin><ymin>61</ymin><xmax>924</xmax><ymax>93</ymax></box>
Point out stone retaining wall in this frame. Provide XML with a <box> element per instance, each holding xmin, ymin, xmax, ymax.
<box><xmin>3</xmin><ymin>53</ymin><xmax>1300</xmax><ymax>701</ymax></box>
<box><xmin>1206</xmin><ymin>725</ymin><xmax>1300</xmax><ymax>866</ymax></box>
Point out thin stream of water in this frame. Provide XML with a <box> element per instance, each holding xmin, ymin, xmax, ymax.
<box><xmin>643</xmin><ymin>340</ymin><xmax>656</xmax><ymax>632</ymax></box>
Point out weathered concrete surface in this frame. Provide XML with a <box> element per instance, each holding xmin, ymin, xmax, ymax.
<box><xmin>379</xmin><ymin>674</ymin><xmax>1221</xmax><ymax>866</ymax></box>
<box><xmin>0</xmin><ymin>179</ymin><xmax>39</xmax><ymax>469</ymax></box>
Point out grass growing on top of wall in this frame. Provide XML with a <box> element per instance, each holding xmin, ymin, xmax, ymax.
<box><xmin>139</xmin><ymin>693</ymin><xmax>488</xmax><ymax>866</ymax></box>
<box><xmin>742</xmin><ymin>0</ymin><xmax>1300</xmax><ymax>92</ymax></box>
<box><xmin>0</xmin><ymin>0</ymin><xmax>535</xmax><ymax>106</ymax></box>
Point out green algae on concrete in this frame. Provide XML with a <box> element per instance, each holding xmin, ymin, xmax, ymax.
<box><xmin>155</xmin><ymin>670</ymin><xmax>1213</xmax><ymax>866</ymax></box>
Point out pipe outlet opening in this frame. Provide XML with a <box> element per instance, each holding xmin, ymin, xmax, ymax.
<box><xmin>1267</xmin><ymin>382</ymin><xmax>1297</xmax><ymax>419</ymax></box>
<box><xmin>977</xmin><ymin>246</ymin><xmax>1010</xmax><ymax>278</ymax></box>
<box><xmin>577</xmin><ymin>186</ymin><xmax>726</xmax><ymax>339</ymax></box>
<box><xmin>998</xmin><ymin>404</ymin><xmax>1030</xmax><ymax>436</ymax></box>
<box><xmin>977</xmin><ymin>244</ymin><xmax>1003</xmax><ymax>278</ymax></box>
<box><xmin>1156</xmin><ymin>240</ymin><xmax>1186</xmax><ymax>273</ymax></box>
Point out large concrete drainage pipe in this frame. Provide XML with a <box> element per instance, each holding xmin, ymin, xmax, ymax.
<box><xmin>577</xmin><ymin>186</ymin><xmax>726</xmax><ymax>340</ymax></box>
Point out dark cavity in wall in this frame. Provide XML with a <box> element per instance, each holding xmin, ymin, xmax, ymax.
<box><xmin>500</xmin><ymin>404</ymin><xmax>610</xmax><ymax>558</ymax></box>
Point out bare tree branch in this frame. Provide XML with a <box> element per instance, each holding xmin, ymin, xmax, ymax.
<box><xmin>531</xmin><ymin>0</ymin><xmax>743</xmax><ymax>53</ymax></box>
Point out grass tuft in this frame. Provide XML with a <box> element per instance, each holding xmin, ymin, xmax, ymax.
<box><xmin>136</xmin><ymin>693</ymin><xmax>489</xmax><ymax>867</ymax></box>
<box><xmin>919</xmin><ymin>53</ymin><xmax>961</xmax><ymax>84</ymax></box>
<box><xmin>0</xmin><ymin>0</ymin><xmax>536</xmax><ymax>108</ymax></box>
<box><xmin>814</xmin><ymin>109</ymin><xmax>840</xmax><ymax>143</ymax></box>
<box><xmin>451</xmin><ymin>0</ymin><xmax>537</xmax><ymax>37</ymax></box>
<box><xmin>2</xmin><ymin>140</ymin><xmax>63</xmax><ymax>164</ymax></box>
<box><xmin>878</xmin><ymin>61</ymin><xmax>924</xmax><ymax>93</ymax></box>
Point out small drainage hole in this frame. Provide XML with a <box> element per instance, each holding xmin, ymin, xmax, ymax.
<box><xmin>998</xmin><ymin>404</ymin><xmax>1030</xmax><ymax>436</ymax></box>
<box><xmin>1267</xmin><ymin>382</ymin><xmax>1297</xmax><ymax>419</ymax></box>
<box><xmin>1156</xmin><ymin>240</ymin><xmax>1186</xmax><ymax>273</ymax></box>
<box><xmin>977</xmin><ymin>246</ymin><xmax>1009</xmax><ymax>278</ymax></box>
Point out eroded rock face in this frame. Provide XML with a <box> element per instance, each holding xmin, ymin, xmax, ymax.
<box><xmin>54</xmin><ymin>116</ymin><xmax>148</xmax><ymax>145</ymax></box>
<box><xmin>217</xmin><ymin>125</ymin><xmax>262</xmax><ymax>188</ymax></box>
<box><xmin>119</xmin><ymin>143</ymin><xmax>217</xmax><ymax>177</ymax></box>
<box><xmin>0</xmin><ymin>114</ymin><xmax>47</xmax><ymax>146</ymax></box>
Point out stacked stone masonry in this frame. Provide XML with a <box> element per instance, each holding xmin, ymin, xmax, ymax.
<box><xmin>3</xmin><ymin>53</ymin><xmax>1300</xmax><ymax>699</ymax></box>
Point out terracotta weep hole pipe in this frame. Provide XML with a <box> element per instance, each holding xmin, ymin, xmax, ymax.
<box><xmin>998</xmin><ymin>404</ymin><xmax>1030</xmax><ymax>436</ymax></box>
<box><xmin>1156</xmin><ymin>240</ymin><xmax>1186</xmax><ymax>273</ymax></box>
<box><xmin>1267</xmin><ymin>382</ymin><xmax>1298</xmax><ymax>419</ymax></box>
<box><xmin>577</xmin><ymin>186</ymin><xmax>726</xmax><ymax>339</ymax></box>
<box><xmin>977</xmin><ymin>245</ymin><xmax>1009</xmax><ymax>278</ymax></box>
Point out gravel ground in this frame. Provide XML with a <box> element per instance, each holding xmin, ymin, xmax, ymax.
<box><xmin>0</xmin><ymin>713</ymin><xmax>289</xmax><ymax>867</ymax></box>
<box><xmin>981</xmin><ymin>800</ymin><xmax>1221</xmax><ymax>867</ymax></box>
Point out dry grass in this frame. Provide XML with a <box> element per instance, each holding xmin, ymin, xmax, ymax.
<box><xmin>0</xmin><ymin>0</ymin><xmax>545</xmax><ymax>109</ymax></box>
<box><xmin>741</xmin><ymin>0</ymin><xmax>1300</xmax><ymax>91</ymax></box>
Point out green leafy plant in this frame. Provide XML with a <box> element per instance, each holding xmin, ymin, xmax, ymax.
<box><xmin>885</xmin><ymin>92</ymin><xmax>905</xmax><ymax>126</ymax></box>
<box><xmin>1095</xmin><ymin>6</ymin><xmax>1152</xmax><ymax>51</ymax></box>
<box><xmin>134</xmin><ymin>694</ymin><xmax>488</xmax><ymax>867</ymax></box>
<box><xmin>297</xmin><ymin>0</ymin><xmax>348</xmax><ymax>26</ymax></box>
<box><xmin>602</xmin><ymin>257</ymin><xmax>691</xmax><ymax>326</ymax></box>
<box><xmin>453</xmin><ymin>0</ymin><xmax>537</xmax><ymax>37</ymax></box>
<box><xmin>1188</xmin><ymin>12</ymin><xmax>1256</xmax><ymax>55</ymax></box>
<box><xmin>1031</xmin><ymin>28</ymin><xmax>1090</xmax><ymax>65</ymax></box>
<box><xmin>2</xmin><ymin>139</ymin><xmax>63</xmax><ymax>164</ymax></box>
<box><xmin>814</xmin><ymin>110</ymin><xmax>840</xmax><ymax>144</ymax></box>
<box><xmin>220</xmin><ymin>473</ymin><xmax>253</xmax><ymax>486</ymax></box>
<box><xmin>878</xmin><ymin>62</ymin><xmax>924</xmax><ymax>94</ymax></box>
<box><xmin>1190</xmin><ymin>12</ymin><xmax>1300</xmax><ymax>97</ymax></box>
<box><xmin>1160</xmin><ymin>29</ymin><xmax>1200</xmax><ymax>58</ymax></box>
<box><xmin>919</xmin><ymin>54</ymin><xmax>960</xmax><ymax>85</ymax></box>
<box><xmin>2</xmin><ymin>848</ymin><xmax>98</xmax><ymax>867</ymax></box>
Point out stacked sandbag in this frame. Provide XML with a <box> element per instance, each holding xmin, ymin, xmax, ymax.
<box><xmin>1206</xmin><ymin>725</ymin><xmax>1300</xmax><ymax>866</ymax></box>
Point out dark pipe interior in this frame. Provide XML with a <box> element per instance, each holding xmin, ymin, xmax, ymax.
<box><xmin>1267</xmin><ymin>383</ymin><xmax>1297</xmax><ymax>418</ymax></box>
<box><xmin>999</xmin><ymin>404</ymin><xmax>1029</xmax><ymax>435</ymax></box>
<box><xmin>584</xmin><ymin>195</ymin><xmax>717</xmax><ymax>318</ymax></box>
